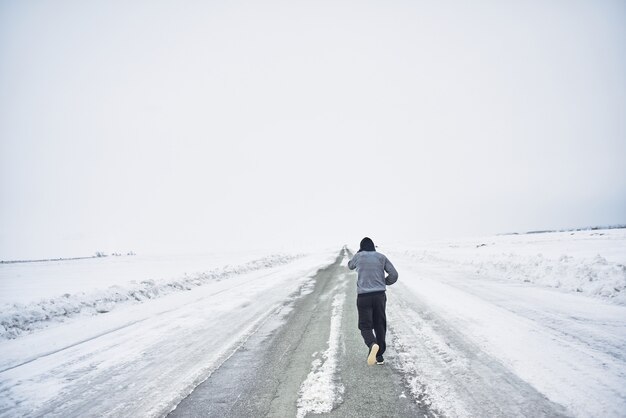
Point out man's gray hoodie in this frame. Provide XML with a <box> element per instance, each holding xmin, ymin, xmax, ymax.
<box><xmin>348</xmin><ymin>251</ymin><xmax>398</xmax><ymax>294</ymax></box>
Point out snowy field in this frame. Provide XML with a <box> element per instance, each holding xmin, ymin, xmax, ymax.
<box><xmin>385</xmin><ymin>228</ymin><xmax>626</xmax><ymax>417</ymax></box>
<box><xmin>0</xmin><ymin>249</ymin><xmax>339</xmax><ymax>416</ymax></box>
<box><xmin>0</xmin><ymin>251</ymin><xmax>306</xmax><ymax>339</ymax></box>
<box><xmin>0</xmin><ymin>251</ymin><xmax>282</xmax><ymax>304</ymax></box>
<box><xmin>0</xmin><ymin>229</ymin><xmax>625</xmax><ymax>417</ymax></box>
<box><xmin>387</xmin><ymin>228</ymin><xmax>626</xmax><ymax>303</ymax></box>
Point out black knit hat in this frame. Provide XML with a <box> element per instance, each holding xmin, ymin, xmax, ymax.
<box><xmin>359</xmin><ymin>237</ymin><xmax>376</xmax><ymax>252</ymax></box>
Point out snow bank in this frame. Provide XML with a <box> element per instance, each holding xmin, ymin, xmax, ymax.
<box><xmin>402</xmin><ymin>251</ymin><xmax>626</xmax><ymax>304</ymax></box>
<box><xmin>0</xmin><ymin>251</ymin><xmax>278</xmax><ymax>304</ymax></box>
<box><xmin>471</xmin><ymin>252</ymin><xmax>625</xmax><ymax>300</ymax></box>
<box><xmin>390</xmin><ymin>229</ymin><xmax>626</xmax><ymax>304</ymax></box>
<box><xmin>0</xmin><ymin>253</ymin><xmax>302</xmax><ymax>339</ymax></box>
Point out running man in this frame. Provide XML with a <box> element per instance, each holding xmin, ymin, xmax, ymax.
<box><xmin>348</xmin><ymin>237</ymin><xmax>398</xmax><ymax>365</ymax></box>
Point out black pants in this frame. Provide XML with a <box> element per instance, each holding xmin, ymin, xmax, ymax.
<box><xmin>356</xmin><ymin>291</ymin><xmax>387</xmax><ymax>356</ymax></box>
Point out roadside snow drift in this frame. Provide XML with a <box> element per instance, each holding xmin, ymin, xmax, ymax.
<box><xmin>0</xmin><ymin>253</ymin><xmax>302</xmax><ymax>339</ymax></box>
<box><xmin>385</xmin><ymin>228</ymin><xmax>626</xmax><ymax>418</ymax></box>
<box><xmin>389</xmin><ymin>229</ymin><xmax>626</xmax><ymax>304</ymax></box>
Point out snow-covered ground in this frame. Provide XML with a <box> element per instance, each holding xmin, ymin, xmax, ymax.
<box><xmin>0</xmin><ymin>251</ymin><xmax>303</xmax><ymax>339</ymax></box>
<box><xmin>0</xmin><ymin>249</ymin><xmax>338</xmax><ymax>416</ymax></box>
<box><xmin>0</xmin><ymin>251</ymin><xmax>279</xmax><ymax>305</ymax></box>
<box><xmin>385</xmin><ymin>228</ymin><xmax>626</xmax><ymax>417</ymax></box>
<box><xmin>1</xmin><ymin>229</ymin><xmax>625</xmax><ymax>417</ymax></box>
<box><xmin>387</xmin><ymin>228</ymin><xmax>626</xmax><ymax>303</ymax></box>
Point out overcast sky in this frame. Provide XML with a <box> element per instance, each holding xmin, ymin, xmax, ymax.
<box><xmin>1</xmin><ymin>0</ymin><xmax>625</xmax><ymax>259</ymax></box>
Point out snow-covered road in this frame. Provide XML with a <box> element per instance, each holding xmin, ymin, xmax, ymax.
<box><xmin>386</xmin><ymin>238</ymin><xmax>626</xmax><ymax>417</ymax></box>
<box><xmin>1</xmin><ymin>229</ymin><xmax>625</xmax><ymax>417</ymax></box>
<box><xmin>169</xmin><ymin>249</ymin><xmax>426</xmax><ymax>418</ymax></box>
<box><xmin>0</xmin><ymin>251</ymin><xmax>338</xmax><ymax>416</ymax></box>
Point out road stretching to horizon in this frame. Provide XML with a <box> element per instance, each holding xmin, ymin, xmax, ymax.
<box><xmin>168</xmin><ymin>249</ymin><xmax>430</xmax><ymax>417</ymax></box>
<box><xmin>0</xmin><ymin>247</ymin><xmax>588</xmax><ymax>417</ymax></box>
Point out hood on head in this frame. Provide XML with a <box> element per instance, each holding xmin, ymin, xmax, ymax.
<box><xmin>359</xmin><ymin>237</ymin><xmax>376</xmax><ymax>252</ymax></box>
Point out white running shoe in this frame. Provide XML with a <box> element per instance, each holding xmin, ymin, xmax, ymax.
<box><xmin>367</xmin><ymin>343</ymin><xmax>379</xmax><ymax>366</ymax></box>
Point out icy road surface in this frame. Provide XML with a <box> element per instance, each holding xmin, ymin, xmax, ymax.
<box><xmin>168</xmin><ymin>249</ymin><xmax>584</xmax><ymax>418</ymax></box>
<box><xmin>170</xmin><ymin>249</ymin><xmax>427</xmax><ymax>418</ymax></box>
<box><xmin>0</xmin><ymin>251</ymin><xmax>338</xmax><ymax>416</ymax></box>
<box><xmin>2</xmin><ymin>238</ymin><xmax>625</xmax><ymax>417</ymax></box>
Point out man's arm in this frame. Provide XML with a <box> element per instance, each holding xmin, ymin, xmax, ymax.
<box><xmin>348</xmin><ymin>253</ymin><xmax>358</xmax><ymax>270</ymax></box>
<box><xmin>384</xmin><ymin>257</ymin><xmax>398</xmax><ymax>285</ymax></box>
